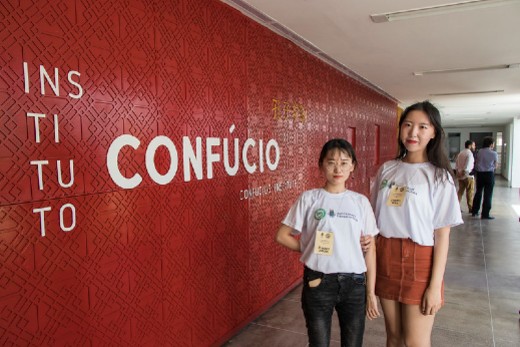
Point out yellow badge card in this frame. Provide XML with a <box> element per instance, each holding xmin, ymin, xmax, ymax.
<box><xmin>314</xmin><ymin>231</ymin><xmax>334</xmax><ymax>255</ymax></box>
<box><xmin>386</xmin><ymin>185</ymin><xmax>406</xmax><ymax>207</ymax></box>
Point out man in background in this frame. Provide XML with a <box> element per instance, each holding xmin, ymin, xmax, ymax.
<box><xmin>471</xmin><ymin>137</ymin><xmax>499</xmax><ymax>220</ymax></box>
<box><xmin>455</xmin><ymin>140</ymin><xmax>475</xmax><ymax>213</ymax></box>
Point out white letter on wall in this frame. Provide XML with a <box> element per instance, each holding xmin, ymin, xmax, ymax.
<box><xmin>206</xmin><ymin>137</ymin><xmax>221</xmax><ymax>179</ymax></box>
<box><xmin>145</xmin><ymin>135</ymin><xmax>178</xmax><ymax>185</ymax></box>
<box><xmin>183</xmin><ymin>136</ymin><xmax>203</xmax><ymax>182</ymax></box>
<box><xmin>242</xmin><ymin>139</ymin><xmax>257</xmax><ymax>174</ymax></box>
<box><xmin>59</xmin><ymin>203</ymin><xmax>76</xmax><ymax>232</ymax></box>
<box><xmin>107</xmin><ymin>134</ymin><xmax>142</xmax><ymax>189</ymax></box>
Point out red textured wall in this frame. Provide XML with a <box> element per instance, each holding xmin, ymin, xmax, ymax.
<box><xmin>0</xmin><ymin>0</ymin><xmax>397</xmax><ymax>345</ymax></box>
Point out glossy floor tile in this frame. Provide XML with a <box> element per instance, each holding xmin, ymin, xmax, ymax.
<box><xmin>225</xmin><ymin>178</ymin><xmax>520</xmax><ymax>346</ymax></box>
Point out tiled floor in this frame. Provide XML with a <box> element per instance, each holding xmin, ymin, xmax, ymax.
<box><xmin>225</xmin><ymin>178</ymin><xmax>520</xmax><ymax>346</ymax></box>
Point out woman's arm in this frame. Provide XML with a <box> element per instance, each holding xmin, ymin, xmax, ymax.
<box><xmin>365</xmin><ymin>236</ymin><xmax>380</xmax><ymax>320</ymax></box>
<box><xmin>275</xmin><ymin>224</ymin><xmax>301</xmax><ymax>252</ymax></box>
<box><xmin>422</xmin><ymin>226</ymin><xmax>450</xmax><ymax>315</ymax></box>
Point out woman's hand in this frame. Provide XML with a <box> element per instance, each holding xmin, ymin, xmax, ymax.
<box><xmin>360</xmin><ymin>234</ymin><xmax>373</xmax><ymax>253</ymax></box>
<box><xmin>421</xmin><ymin>286</ymin><xmax>442</xmax><ymax>315</ymax></box>
<box><xmin>422</xmin><ymin>227</ymin><xmax>450</xmax><ymax>316</ymax></box>
<box><xmin>366</xmin><ymin>292</ymin><xmax>380</xmax><ymax>320</ymax></box>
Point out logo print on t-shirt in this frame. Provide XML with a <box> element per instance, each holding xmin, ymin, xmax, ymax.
<box><xmin>314</xmin><ymin>208</ymin><xmax>326</xmax><ymax>220</ymax></box>
<box><xmin>329</xmin><ymin>209</ymin><xmax>335</xmax><ymax>217</ymax></box>
<box><xmin>380</xmin><ymin>179</ymin><xmax>396</xmax><ymax>190</ymax></box>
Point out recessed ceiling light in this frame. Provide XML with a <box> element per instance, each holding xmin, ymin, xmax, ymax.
<box><xmin>430</xmin><ymin>90</ymin><xmax>504</xmax><ymax>96</ymax></box>
<box><xmin>413</xmin><ymin>63</ymin><xmax>520</xmax><ymax>75</ymax></box>
<box><xmin>370</xmin><ymin>0</ymin><xmax>520</xmax><ymax>23</ymax></box>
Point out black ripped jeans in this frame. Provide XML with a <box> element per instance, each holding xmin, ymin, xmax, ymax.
<box><xmin>301</xmin><ymin>266</ymin><xmax>366</xmax><ymax>347</ymax></box>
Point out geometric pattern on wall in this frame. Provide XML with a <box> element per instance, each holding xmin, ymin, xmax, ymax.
<box><xmin>0</xmin><ymin>0</ymin><xmax>397</xmax><ymax>345</ymax></box>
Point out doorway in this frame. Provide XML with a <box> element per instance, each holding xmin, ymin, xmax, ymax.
<box><xmin>447</xmin><ymin>133</ymin><xmax>461</xmax><ymax>162</ymax></box>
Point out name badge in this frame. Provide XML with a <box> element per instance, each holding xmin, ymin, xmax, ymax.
<box><xmin>386</xmin><ymin>185</ymin><xmax>406</xmax><ymax>207</ymax></box>
<box><xmin>314</xmin><ymin>230</ymin><xmax>334</xmax><ymax>255</ymax></box>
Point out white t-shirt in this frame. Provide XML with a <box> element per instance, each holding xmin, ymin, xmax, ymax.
<box><xmin>455</xmin><ymin>148</ymin><xmax>474</xmax><ymax>179</ymax></box>
<box><xmin>282</xmin><ymin>188</ymin><xmax>379</xmax><ymax>274</ymax></box>
<box><xmin>371</xmin><ymin>160</ymin><xmax>463</xmax><ymax>246</ymax></box>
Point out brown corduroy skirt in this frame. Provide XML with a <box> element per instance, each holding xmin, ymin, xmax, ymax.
<box><xmin>375</xmin><ymin>236</ymin><xmax>444</xmax><ymax>305</ymax></box>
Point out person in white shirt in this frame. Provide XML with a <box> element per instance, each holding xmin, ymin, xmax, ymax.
<box><xmin>455</xmin><ymin>140</ymin><xmax>476</xmax><ymax>212</ymax></box>
<box><xmin>371</xmin><ymin>101</ymin><xmax>463</xmax><ymax>347</ymax></box>
<box><xmin>276</xmin><ymin>138</ymin><xmax>380</xmax><ymax>347</ymax></box>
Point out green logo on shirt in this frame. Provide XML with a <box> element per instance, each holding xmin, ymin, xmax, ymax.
<box><xmin>314</xmin><ymin>208</ymin><xmax>326</xmax><ymax>220</ymax></box>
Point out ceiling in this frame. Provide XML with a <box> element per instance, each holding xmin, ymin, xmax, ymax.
<box><xmin>221</xmin><ymin>0</ymin><xmax>520</xmax><ymax>128</ymax></box>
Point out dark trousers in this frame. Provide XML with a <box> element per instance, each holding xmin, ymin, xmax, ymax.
<box><xmin>301</xmin><ymin>267</ymin><xmax>366</xmax><ymax>347</ymax></box>
<box><xmin>472</xmin><ymin>171</ymin><xmax>495</xmax><ymax>218</ymax></box>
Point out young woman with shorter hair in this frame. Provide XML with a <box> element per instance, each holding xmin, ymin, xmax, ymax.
<box><xmin>276</xmin><ymin>138</ymin><xmax>380</xmax><ymax>347</ymax></box>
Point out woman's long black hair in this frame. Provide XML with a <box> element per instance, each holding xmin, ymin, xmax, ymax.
<box><xmin>396</xmin><ymin>101</ymin><xmax>454</xmax><ymax>182</ymax></box>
